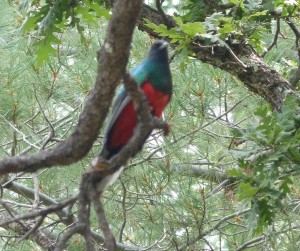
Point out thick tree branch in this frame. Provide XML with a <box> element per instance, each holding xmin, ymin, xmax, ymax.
<box><xmin>0</xmin><ymin>0</ymin><xmax>143</xmax><ymax>175</ymax></box>
<box><xmin>1</xmin><ymin>1</ymin><xmax>144</xmax><ymax>249</ymax></box>
<box><xmin>54</xmin><ymin>1</ymin><xmax>146</xmax><ymax>250</ymax></box>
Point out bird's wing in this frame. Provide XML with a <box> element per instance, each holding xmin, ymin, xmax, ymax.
<box><xmin>104</xmin><ymin>60</ymin><xmax>151</xmax><ymax>142</ymax></box>
<box><xmin>104</xmin><ymin>87</ymin><xmax>130</xmax><ymax>138</ymax></box>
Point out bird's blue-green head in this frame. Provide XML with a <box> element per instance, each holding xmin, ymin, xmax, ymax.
<box><xmin>132</xmin><ymin>40</ymin><xmax>172</xmax><ymax>94</ymax></box>
<box><xmin>148</xmin><ymin>40</ymin><xmax>169</xmax><ymax>63</ymax></box>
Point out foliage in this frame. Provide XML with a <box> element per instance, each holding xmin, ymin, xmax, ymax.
<box><xmin>146</xmin><ymin>0</ymin><xmax>299</xmax><ymax>54</ymax></box>
<box><xmin>229</xmin><ymin>94</ymin><xmax>300</xmax><ymax>233</ymax></box>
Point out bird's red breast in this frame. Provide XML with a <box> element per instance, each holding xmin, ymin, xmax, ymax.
<box><xmin>107</xmin><ymin>81</ymin><xmax>170</xmax><ymax>151</ymax></box>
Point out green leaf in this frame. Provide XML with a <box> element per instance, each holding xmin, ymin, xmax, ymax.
<box><xmin>219</xmin><ymin>23</ymin><xmax>236</xmax><ymax>37</ymax></box>
<box><xmin>86</xmin><ymin>1</ymin><xmax>110</xmax><ymax>20</ymax></box>
<box><xmin>174</xmin><ymin>16</ymin><xmax>205</xmax><ymax>37</ymax></box>
<box><xmin>76</xmin><ymin>6</ymin><xmax>97</xmax><ymax>24</ymax></box>
<box><xmin>279</xmin><ymin>177</ymin><xmax>292</xmax><ymax>194</ymax></box>
<box><xmin>34</xmin><ymin>42</ymin><xmax>57</xmax><ymax>66</ymax></box>
<box><xmin>237</xmin><ymin>182</ymin><xmax>259</xmax><ymax>200</ymax></box>
<box><xmin>33</xmin><ymin>34</ymin><xmax>61</xmax><ymax>65</ymax></box>
<box><xmin>181</xmin><ymin>22</ymin><xmax>206</xmax><ymax>36</ymax></box>
<box><xmin>21</xmin><ymin>13</ymin><xmax>42</xmax><ymax>32</ymax></box>
<box><xmin>227</xmin><ymin>168</ymin><xmax>246</xmax><ymax>178</ymax></box>
<box><xmin>144</xmin><ymin>19</ymin><xmax>185</xmax><ymax>43</ymax></box>
<box><xmin>249</xmin><ymin>10</ymin><xmax>269</xmax><ymax>18</ymax></box>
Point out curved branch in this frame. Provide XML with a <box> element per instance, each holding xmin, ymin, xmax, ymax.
<box><xmin>155</xmin><ymin>0</ymin><xmax>170</xmax><ymax>28</ymax></box>
<box><xmin>0</xmin><ymin>0</ymin><xmax>143</xmax><ymax>175</ymax></box>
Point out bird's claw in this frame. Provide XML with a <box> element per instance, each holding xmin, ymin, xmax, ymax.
<box><xmin>163</xmin><ymin>122</ymin><xmax>171</xmax><ymax>136</ymax></box>
<box><xmin>153</xmin><ymin>117</ymin><xmax>171</xmax><ymax>136</ymax></box>
<box><xmin>91</xmin><ymin>157</ymin><xmax>109</xmax><ymax>171</ymax></box>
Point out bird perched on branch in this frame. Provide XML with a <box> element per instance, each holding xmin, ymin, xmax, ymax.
<box><xmin>93</xmin><ymin>40</ymin><xmax>172</xmax><ymax>191</ymax></box>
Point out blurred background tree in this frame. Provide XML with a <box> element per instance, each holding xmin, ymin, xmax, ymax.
<box><xmin>1</xmin><ymin>0</ymin><xmax>300</xmax><ymax>250</ymax></box>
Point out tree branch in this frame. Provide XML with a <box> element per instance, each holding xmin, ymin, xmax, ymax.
<box><xmin>236</xmin><ymin>224</ymin><xmax>300</xmax><ymax>251</ymax></box>
<box><xmin>0</xmin><ymin>0</ymin><xmax>143</xmax><ymax>175</ymax></box>
<box><xmin>91</xmin><ymin>189</ymin><xmax>116</xmax><ymax>251</ymax></box>
<box><xmin>261</xmin><ymin>17</ymin><xmax>281</xmax><ymax>57</ymax></box>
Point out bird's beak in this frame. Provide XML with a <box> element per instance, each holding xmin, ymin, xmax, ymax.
<box><xmin>159</xmin><ymin>41</ymin><xmax>168</xmax><ymax>50</ymax></box>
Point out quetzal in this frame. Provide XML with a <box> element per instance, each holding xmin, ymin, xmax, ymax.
<box><xmin>93</xmin><ymin>40</ymin><xmax>172</xmax><ymax>191</ymax></box>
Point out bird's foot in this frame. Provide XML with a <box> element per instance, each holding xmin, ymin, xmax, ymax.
<box><xmin>163</xmin><ymin>122</ymin><xmax>171</xmax><ymax>136</ymax></box>
<box><xmin>153</xmin><ymin>117</ymin><xmax>171</xmax><ymax>136</ymax></box>
<box><xmin>91</xmin><ymin>156</ymin><xmax>109</xmax><ymax>171</ymax></box>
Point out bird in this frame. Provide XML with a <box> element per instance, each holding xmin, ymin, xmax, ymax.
<box><xmin>93</xmin><ymin>40</ymin><xmax>172</xmax><ymax>192</ymax></box>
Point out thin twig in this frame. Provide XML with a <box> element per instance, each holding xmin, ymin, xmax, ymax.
<box><xmin>261</xmin><ymin>17</ymin><xmax>280</xmax><ymax>57</ymax></box>
<box><xmin>155</xmin><ymin>0</ymin><xmax>170</xmax><ymax>28</ymax></box>
<box><xmin>119</xmin><ymin>180</ymin><xmax>127</xmax><ymax>243</ymax></box>
<box><xmin>17</xmin><ymin>215</ymin><xmax>46</xmax><ymax>243</ymax></box>
<box><xmin>223</xmin><ymin>43</ymin><xmax>248</xmax><ymax>69</ymax></box>
<box><xmin>286</xmin><ymin>17</ymin><xmax>300</xmax><ymax>59</ymax></box>
<box><xmin>286</xmin><ymin>18</ymin><xmax>300</xmax><ymax>86</ymax></box>
<box><xmin>206</xmin><ymin>179</ymin><xmax>232</xmax><ymax>198</ymax></box>
<box><xmin>178</xmin><ymin>208</ymin><xmax>250</xmax><ymax>250</ymax></box>
<box><xmin>0</xmin><ymin>199</ymin><xmax>26</xmax><ymax>228</ymax></box>
<box><xmin>0</xmin><ymin>114</ymin><xmax>39</xmax><ymax>150</ymax></box>
<box><xmin>32</xmin><ymin>173</ymin><xmax>40</xmax><ymax>209</ymax></box>
<box><xmin>32</xmin><ymin>82</ymin><xmax>56</xmax><ymax>149</ymax></box>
